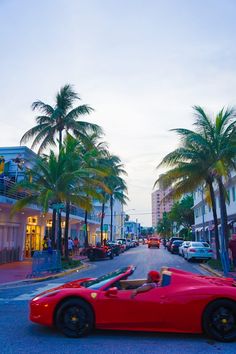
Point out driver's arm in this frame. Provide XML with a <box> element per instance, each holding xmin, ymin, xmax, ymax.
<box><xmin>131</xmin><ymin>284</ymin><xmax>154</xmax><ymax>298</ymax></box>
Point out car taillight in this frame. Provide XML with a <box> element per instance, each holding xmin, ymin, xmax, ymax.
<box><xmin>189</xmin><ymin>248</ymin><xmax>196</xmax><ymax>252</ymax></box>
<box><xmin>208</xmin><ymin>249</ymin><xmax>213</xmax><ymax>253</ymax></box>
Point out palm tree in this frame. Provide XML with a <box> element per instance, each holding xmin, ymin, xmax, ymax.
<box><xmin>20</xmin><ymin>84</ymin><xmax>103</xmax><ymax>153</ymax></box>
<box><xmin>156</xmin><ymin>106</ymin><xmax>236</xmax><ymax>266</ymax></box>
<box><xmin>11</xmin><ymin>151</ymin><xmax>72</xmax><ymax>253</ymax></box>
<box><xmin>156</xmin><ymin>134</ymin><xmax>221</xmax><ymax>259</ymax></box>
<box><xmin>98</xmin><ymin>153</ymin><xmax>128</xmax><ymax>242</ymax></box>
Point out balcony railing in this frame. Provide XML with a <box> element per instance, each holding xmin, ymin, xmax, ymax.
<box><xmin>0</xmin><ymin>178</ymin><xmax>100</xmax><ymax>223</ymax></box>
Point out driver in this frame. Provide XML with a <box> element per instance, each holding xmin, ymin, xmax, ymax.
<box><xmin>131</xmin><ymin>270</ymin><xmax>160</xmax><ymax>298</ymax></box>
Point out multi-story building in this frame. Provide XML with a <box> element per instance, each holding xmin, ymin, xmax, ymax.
<box><xmin>0</xmin><ymin>146</ymin><xmax>122</xmax><ymax>264</ymax></box>
<box><xmin>193</xmin><ymin>172</ymin><xmax>236</xmax><ymax>248</ymax></box>
<box><xmin>151</xmin><ymin>175</ymin><xmax>174</xmax><ymax>228</ymax></box>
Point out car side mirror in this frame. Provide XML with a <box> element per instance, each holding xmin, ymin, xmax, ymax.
<box><xmin>105</xmin><ymin>287</ymin><xmax>118</xmax><ymax>296</ymax></box>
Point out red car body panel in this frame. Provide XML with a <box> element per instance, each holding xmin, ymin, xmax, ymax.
<box><xmin>30</xmin><ymin>266</ymin><xmax>236</xmax><ymax>335</ymax></box>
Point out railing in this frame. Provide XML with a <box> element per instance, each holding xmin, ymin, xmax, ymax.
<box><xmin>0</xmin><ymin>178</ymin><xmax>100</xmax><ymax>223</ymax></box>
<box><xmin>0</xmin><ymin>178</ymin><xmax>27</xmax><ymax>200</ymax></box>
<box><xmin>0</xmin><ymin>247</ymin><xmax>20</xmax><ymax>264</ymax></box>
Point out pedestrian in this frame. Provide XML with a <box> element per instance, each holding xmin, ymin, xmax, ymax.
<box><xmin>68</xmin><ymin>237</ymin><xmax>74</xmax><ymax>256</ymax></box>
<box><xmin>73</xmin><ymin>237</ymin><xmax>79</xmax><ymax>256</ymax></box>
<box><xmin>229</xmin><ymin>234</ymin><xmax>236</xmax><ymax>271</ymax></box>
<box><xmin>43</xmin><ymin>236</ymin><xmax>48</xmax><ymax>250</ymax></box>
<box><xmin>131</xmin><ymin>270</ymin><xmax>160</xmax><ymax>298</ymax></box>
<box><xmin>47</xmin><ymin>237</ymin><xmax>52</xmax><ymax>254</ymax></box>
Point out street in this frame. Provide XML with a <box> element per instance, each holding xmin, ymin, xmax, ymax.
<box><xmin>0</xmin><ymin>245</ymin><xmax>235</xmax><ymax>353</ymax></box>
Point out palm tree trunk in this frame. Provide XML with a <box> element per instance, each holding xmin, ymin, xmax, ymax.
<box><xmin>100</xmin><ymin>202</ymin><xmax>105</xmax><ymax>245</ymax></box>
<box><xmin>84</xmin><ymin>210</ymin><xmax>88</xmax><ymax>247</ymax></box>
<box><xmin>59</xmin><ymin>129</ymin><xmax>63</xmax><ymax>151</ymax></box>
<box><xmin>57</xmin><ymin>210</ymin><xmax>62</xmax><ymax>255</ymax></box>
<box><xmin>51</xmin><ymin>209</ymin><xmax>57</xmax><ymax>249</ymax></box>
<box><xmin>110</xmin><ymin>195</ymin><xmax>113</xmax><ymax>241</ymax></box>
<box><xmin>207</xmin><ymin>180</ymin><xmax>220</xmax><ymax>260</ymax></box>
<box><xmin>217</xmin><ymin>176</ymin><xmax>230</xmax><ymax>274</ymax></box>
<box><xmin>64</xmin><ymin>201</ymin><xmax>70</xmax><ymax>261</ymax></box>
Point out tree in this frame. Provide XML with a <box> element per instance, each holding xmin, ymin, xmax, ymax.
<box><xmin>169</xmin><ymin>195</ymin><xmax>194</xmax><ymax>229</ymax></box>
<box><xmin>156</xmin><ymin>106</ymin><xmax>236</xmax><ymax>268</ymax></box>
<box><xmin>156</xmin><ymin>212</ymin><xmax>172</xmax><ymax>237</ymax></box>
<box><xmin>20</xmin><ymin>84</ymin><xmax>102</xmax><ymax>153</ymax></box>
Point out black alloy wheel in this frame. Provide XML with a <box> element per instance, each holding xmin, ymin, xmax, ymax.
<box><xmin>56</xmin><ymin>299</ymin><xmax>94</xmax><ymax>338</ymax></box>
<box><xmin>203</xmin><ymin>299</ymin><xmax>236</xmax><ymax>342</ymax></box>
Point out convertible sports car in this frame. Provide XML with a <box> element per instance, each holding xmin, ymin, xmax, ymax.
<box><xmin>30</xmin><ymin>265</ymin><xmax>236</xmax><ymax>342</ymax></box>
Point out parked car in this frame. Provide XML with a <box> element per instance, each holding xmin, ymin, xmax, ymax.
<box><xmin>30</xmin><ymin>265</ymin><xmax>236</xmax><ymax>342</ymax></box>
<box><xmin>148</xmin><ymin>237</ymin><xmax>160</xmax><ymax>248</ymax></box>
<box><xmin>184</xmin><ymin>242</ymin><xmax>213</xmax><ymax>262</ymax></box>
<box><xmin>179</xmin><ymin>241</ymin><xmax>191</xmax><ymax>257</ymax></box>
<box><xmin>167</xmin><ymin>237</ymin><xmax>184</xmax><ymax>251</ymax></box>
<box><xmin>86</xmin><ymin>245</ymin><xmax>114</xmax><ymax>261</ymax></box>
<box><xmin>170</xmin><ymin>240</ymin><xmax>183</xmax><ymax>254</ymax></box>
<box><xmin>106</xmin><ymin>241</ymin><xmax>121</xmax><ymax>256</ymax></box>
<box><xmin>116</xmin><ymin>238</ymin><xmax>127</xmax><ymax>250</ymax></box>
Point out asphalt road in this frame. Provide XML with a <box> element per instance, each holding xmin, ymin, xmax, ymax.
<box><xmin>0</xmin><ymin>245</ymin><xmax>235</xmax><ymax>353</ymax></box>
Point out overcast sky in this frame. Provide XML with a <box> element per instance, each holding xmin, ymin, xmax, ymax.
<box><xmin>1</xmin><ymin>0</ymin><xmax>236</xmax><ymax>225</ymax></box>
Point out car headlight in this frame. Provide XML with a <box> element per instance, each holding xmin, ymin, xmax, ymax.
<box><xmin>32</xmin><ymin>290</ymin><xmax>60</xmax><ymax>302</ymax></box>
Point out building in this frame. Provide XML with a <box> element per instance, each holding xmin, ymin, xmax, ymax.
<box><xmin>193</xmin><ymin>172</ymin><xmax>236</xmax><ymax>248</ymax></box>
<box><xmin>0</xmin><ymin>146</ymin><xmax>121</xmax><ymax>263</ymax></box>
<box><xmin>124</xmin><ymin>220</ymin><xmax>140</xmax><ymax>239</ymax></box>
<box><xmin>151</xmin><ymin>175</ymin><xmax>174</xmax><ymax>228</ymax></box>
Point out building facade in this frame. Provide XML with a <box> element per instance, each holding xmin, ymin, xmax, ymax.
<box><xmin>151</xmin><ymin>175</ymin><xmax>174</xmax><ymax>228</ymax></box>
<box><xmin>0</xmin><ymin>146</ymin><xmax>122</xmax><ymax>263</ymax></box>
<box><xmin>193</xmin><ymin>172</ymin><xmax>236</xmax><ymax>248</ymax></box>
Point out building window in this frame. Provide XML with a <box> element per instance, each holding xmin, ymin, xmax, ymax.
<box><xmin>232</xmin><ymin>187</ymin><xmax>236</xmax><ymax>202</ymax></box>
<box><xmin>227</xmin><ymin>190</ymin><xmax>230</xmax><ymax>203</ymax></box>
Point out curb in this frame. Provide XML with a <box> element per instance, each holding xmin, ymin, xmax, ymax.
<box><xmin>199</xmin><ymin>263</ymin><xmax>223</xmax><ymax>277</ymax></box>
<box><xmin>0</xmin><ymin>262</ymin><xmax>90</xmax><ymax>288</ymax></box>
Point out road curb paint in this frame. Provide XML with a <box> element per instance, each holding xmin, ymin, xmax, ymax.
<box><xmin>0</xmin><ymin>262</ymin><xmax>90</xmax><ymax>288</ymax></box>
<box><xmin>199</xmin><ymin>263</ymin><xmax>222</xmax><ymax>277</ymax></box>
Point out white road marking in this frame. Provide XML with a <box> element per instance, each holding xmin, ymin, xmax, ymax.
<box><xmin>0</xmin><ymin>282</ymin><xmax>64</xmax><ymax>302</ymax></box>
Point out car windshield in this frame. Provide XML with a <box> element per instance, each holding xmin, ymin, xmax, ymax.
<box><xmin>191</xmin><ymin>242</ymin><xmax>205</xmax><ymax>247</ymax></box>
<box><xmin>173</xmin><ymin>241</ymin><xmax>183</xmax><ymax>245</ymax></box>
<box><xmin>81</xmin><ymin>267</ymin><xmax>131</xmax><ymax>290</ymax></box>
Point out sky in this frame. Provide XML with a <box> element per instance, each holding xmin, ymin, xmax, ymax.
<box><xmin>1</xmin><ymin>0</ymin><xmax>236</xmax><ymax>226</ymax></box>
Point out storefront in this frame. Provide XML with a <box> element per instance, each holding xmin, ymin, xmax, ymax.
<box><xmin>24</xmin><ymin>216</ymin><xmax>41</xmax><ymax>257</ymax></box>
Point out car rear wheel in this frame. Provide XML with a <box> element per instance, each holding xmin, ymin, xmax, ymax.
<box><xmin>56</xmin><ymin>299</ymin><xmax>94</xmax><ymax>338</ymax></box>
<box><xmin>203</xmin><ymin>299</ymin><xmax>236</xmax><ymax>342</ymax></box>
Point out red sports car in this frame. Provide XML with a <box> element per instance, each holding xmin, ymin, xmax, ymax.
<box><xmin>30</xmin><ymin>265</ymin><xmax>236</xmax><ymax>342</ymax></box>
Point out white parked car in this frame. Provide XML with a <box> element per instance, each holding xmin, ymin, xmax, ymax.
<box><xmin>184</xmin><ymin>242</ymin><xmax>213</xmax><ymax>262</ymax></box>
<box><xmin>178</xmin><ymin>241</ymin><xmax>190</xmax><ymax>256</ymax></box>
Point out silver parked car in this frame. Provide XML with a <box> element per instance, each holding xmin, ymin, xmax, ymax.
<box><xmin>178</xmin><ymin>241</ymin><xmax>190</xmax><ymax>257</ymax></box>
<box><xmin>184</xmin><ymin>241</ymin><xmax>213</xmax><ymax>262</ymax></box>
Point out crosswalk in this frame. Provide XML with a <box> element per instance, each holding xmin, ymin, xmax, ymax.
<box><xmin>0</xmin><ymin>282</ymin><xmax>64</xmax><ymax>302</ymax></box>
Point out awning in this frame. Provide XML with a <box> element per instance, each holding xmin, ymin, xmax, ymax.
<box><xmin>194</xmin><ymin>227</ymin><xmax>203</xmax><ymax>232</ymax></box>
<box><xmin>228</xmin><ymin>220</ymin><xmax>234</xmax><ymax>225</ymax></box>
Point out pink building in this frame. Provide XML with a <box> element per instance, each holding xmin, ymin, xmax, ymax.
<box><xmin>152</xmin><ymin>175</ymin><xmax>173</xmax><ymax>228</ymax></box>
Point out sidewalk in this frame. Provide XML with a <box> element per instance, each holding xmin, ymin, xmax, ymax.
<box><xmin>200</xmin><ymin>263</ymin><xmax>236</xmax><ymax>279</ymax></box>
<box><xmin>0</xmin><ymin>255</ymin><xmax>88</xmax><ymax>285</ymax></box>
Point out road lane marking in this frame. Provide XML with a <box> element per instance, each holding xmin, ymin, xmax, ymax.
<box><xmin>0</xmin><ymin>282</ymin><xmax>64</xmax><ymax>302</ymax></box>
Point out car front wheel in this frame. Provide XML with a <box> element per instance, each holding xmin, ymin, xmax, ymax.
<box><xmin>56</xmin><ymin>299</ymin><xmax>94</xmax><ymax>338</ymax></box>
<box><xmin>202</xmin><ymin>299</ymin><xmax>236</xmax><ymax>342</ymax></box>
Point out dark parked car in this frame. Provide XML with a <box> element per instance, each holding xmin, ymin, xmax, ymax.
<box><xmin>106</xmin><ymin>241</ymin><xmax>121</xmax><ymax>256</ymax></box>
<box><xmin>86</xmin><ymin>245</ymin><xmax>114</xmax><ymax>261</ymax></box>
<box><xmin>170</xmin><ymin>240</ymin><xmax>183</xmax><ymax>254</ymax></box>
<box><xmin>167</xmin><ymin>237</ymin><xmax>184</xmax><ymax>251</ymax></box>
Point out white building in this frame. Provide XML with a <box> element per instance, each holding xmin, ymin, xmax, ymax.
<box><xmin>193</xmin><ymin>173</ymin><xmax>236</xmax><ymax>245</ymax></box>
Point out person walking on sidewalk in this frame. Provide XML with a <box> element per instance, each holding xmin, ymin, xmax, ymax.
<box><xmin>229</xmin><ymin>234</ymin><xmax>236</xmax><ymax>271</ymax></box>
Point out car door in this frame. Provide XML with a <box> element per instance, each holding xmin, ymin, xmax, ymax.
<box><xmin>96</xmin><ymin>286</ymin><xmax>168</xmax><ymax>330</ymax></box>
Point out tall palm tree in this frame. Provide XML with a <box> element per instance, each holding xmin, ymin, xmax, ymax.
<box><xmin>61</xmin><ymin>134</ymin><xmax>109</xmax><ymax>258</ymax></box>
<box><xmin>98</xmin><ymin>153</ymin><xmax>128</xmax><ymax>242</ymax></box>
<box><xmin>156</xmin><ymin>106</ymin><xmax>236</xmax><ymax>265</ymax></box>
<box><xmin>20</xmin><ymin>84</ymin><xmax>103</xmax><ymax>153</ymax></box>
